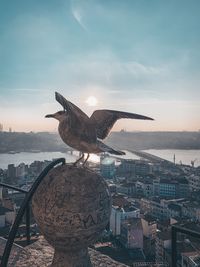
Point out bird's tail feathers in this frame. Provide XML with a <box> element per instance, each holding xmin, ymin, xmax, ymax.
<box><xmin>97</xmin><ymin>141</ymin><xmax>125</xmax><ymax>155</ymax></box>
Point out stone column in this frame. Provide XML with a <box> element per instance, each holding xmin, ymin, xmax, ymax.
<box><xmin>32</xmin><ymin>164</ymin><xmax>111</xmax><ymax>267</ymax></box>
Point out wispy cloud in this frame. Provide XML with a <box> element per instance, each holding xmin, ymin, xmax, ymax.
<box><xmin>71</xmin><ymin>1</ymin><xmax>88</xmax><ymax>31</ymax></box>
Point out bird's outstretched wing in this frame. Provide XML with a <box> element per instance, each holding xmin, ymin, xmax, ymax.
<box><xmin>90</xmin><ymin>109</ymin><xmax>154</xmax><ymax>140</ymax></box>
<box><xmin>55</xmin><ymin>92</ymin><xmax>96</xmax><ymax>142</ymax></box>
<box><xmin>55</xmin><ymin>92</ymin><xmax>89</xmax><ymax>119</ymax></box>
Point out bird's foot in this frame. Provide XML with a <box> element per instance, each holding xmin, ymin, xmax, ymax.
<box><xmin>73</xmin><ymin>153</ymin><xmax>85</xmax><ymax>167</ymax></box>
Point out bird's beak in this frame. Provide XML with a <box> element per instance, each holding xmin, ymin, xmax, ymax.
<box><xmin>45</xmin><ymin>114</ymin><xmax>54</xmax><ymax>118</ymax></box>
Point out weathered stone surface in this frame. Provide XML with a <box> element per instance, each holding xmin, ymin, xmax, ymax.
<box><xmin>32</xmin><ymin>164</ymin><xmax>112</xmax><ymax>266</ymax></box>
<box><xmin>14</xmin><ymin>237</ymin><xmax>128</xmax><ymax>267</ymax></box>
<box><xmin>0</xmin><ymin>237</ymin><xmax>24</xmax><ymax>267</ymax></box>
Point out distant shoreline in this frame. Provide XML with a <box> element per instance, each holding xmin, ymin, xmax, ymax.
<box><xmin>0</xmin><ymin>147</ymin><xmax>200</xmax><ymax>155</ymax></box>
<box><xmin>1</xmin><ymin>131</ymin><xmax>200</xmax><ymax>152</ymax></box>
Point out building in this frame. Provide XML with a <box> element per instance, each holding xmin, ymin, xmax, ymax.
<box><xmin>155</xmin><ymin>230</ymin><xmax>171</xmax><ymax>264</ymax></box>
<box><xmin>167</xmin><ymin>203</ymin><xmax>182</xmax><ymax>219</ymax></box>
<box><xmin>0</xmin><ymin>206</ymin><xmax>16</xmax><ymax>227</ymax></box>
<box><xmin>153</xmin><ymin>178</ymin><xmax>189</xmax><ymax>198</ymax></box>
<box><xmin>110</xmin><ymin>204</ymin><xmax>140</xmax><ymax>236</ymax></box>
<box><xmin>140</xmin><ymin>198</ymin><xmax>169</xmax><ymax>220</ymax></box>
<box><xmin>141</xmin><ymin>215</ymin><xmax>157</xmax><ymax>240</ymax></box>
<box><xmin>136</xmin><ymin>180</ymin><xmax>153</xmax><ymax>197</ymax></box>
<box><xmin>182</xmin><ymin>201</ymin><xmax>200</xmax><ymax>222</ymax></box>
<box><xmin>100</xmin><ymin>157</ymin><xmax>116</xmax><ymax>179</ymax></box>
<box><xmin>16</xmin><ymin>163</ymin><xmax>28</xmax><ymax>178</ymax></box>
<box><xmin>116</xmin><ymin>182</ymin><xmax>136</xmax><ymax>196</ymax></box>
<box><xmin>159</xmin><ymin>179</ymin><xmax>177</xmax><ymax>198</ymax></box>
<box><xmin>120</xmin><ymin>218</ymin><xmax>143</xmax><ymax>249</ymax></box>
<box><xmin>7</xmin><ymin>164</ymin><xmax>16</xmax><ymax>180</ymax></box>
<box><xmin>0</xmin><ymin>123</ymin><xmax>3</xmax><ymax>132</ymax></box>
<box><xmin>117</xmin><ymin>159</ymin><xmax>151</xmax><ymax>177</ymax></box>
<box><xmin>188</xmin><ymin>174</ymin><xmax>200</xmax><ymax>192</ymax></box>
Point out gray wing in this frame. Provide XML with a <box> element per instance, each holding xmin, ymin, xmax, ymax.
<box><xmin>55</xmin><ymin>92</ymin><xmax>89</xmax><ymax>120</ymax></box>
<box><xmin>56</xmin><ymin>92</ymin><xmax>96</xmax><ymax>143</ymax></box>
<box><xmin>90</xmin><ymin>109</ymin><xmax>154</xmax><ymax>140</ymax></box>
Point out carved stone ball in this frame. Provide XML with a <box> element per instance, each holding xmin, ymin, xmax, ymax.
<box><xmin>32</xmin><ymin>164</ymin><xmax>111</xmax><ymax>252</ymax></box>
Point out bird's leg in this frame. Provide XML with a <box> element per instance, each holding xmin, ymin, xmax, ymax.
<box><xmin>83</xmin><ymin>153</ymin><xmax>90</xmax><ymax>166</ymax></box>
<box><xmin>73</xmin><ymin>152</ymin><xmax>84</xmax><ymax>166</ymax></box>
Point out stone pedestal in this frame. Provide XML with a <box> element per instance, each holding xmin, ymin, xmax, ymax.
<box><xmin>32</xmin><ymin>164</ymin><xmax>111</xmax><ymax>267</ymax></box>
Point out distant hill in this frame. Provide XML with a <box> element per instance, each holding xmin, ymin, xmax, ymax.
<box><xmin>0</xmin><ymin>131</ymin><xmax>200</xmax><ymax>153</ymax></box>
<box><xmin>106</xmin><ymin>131</ymin><xmax>200</xmax><ymax>150</ymax></box>
<box><xmin>0</xmin><ymin>132</ymin><xmax>68</xmax><ymax>153</ymax></box>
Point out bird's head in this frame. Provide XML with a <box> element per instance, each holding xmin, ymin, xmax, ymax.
<box><xmin>45</xmin><ymin>111</ymin><xmax>66</xmax><ymax>121</ymax></box>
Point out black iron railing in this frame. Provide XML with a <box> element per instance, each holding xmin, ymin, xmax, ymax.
<box><xmin>171</xmin><ymin>224</ymin><xmax>200</xmax><ymax>267</ymax></box>
<box><xmin>0</xmin><ymin>158</ymin><xmax>65</xmax><ymax>267</ymax></box>
<box><xmin>0</xmin><ymin>183</ymin><xmax>30</xmax><ymax>245</ymax></box>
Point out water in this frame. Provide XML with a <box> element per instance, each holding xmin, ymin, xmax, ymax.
<box><xmin>0</xmin><ymin>152</ymin><xmax>77</xmax><ymax>169</ymax></box>
<box><xmin>143</xmin><ymin>149</ymin><xmax>200</xmax><ymax>167</ymax></box>
<box><xmin>0</xmin><ymin>150</ymin><xmax>200</xmax><ymax>169</ymax></box>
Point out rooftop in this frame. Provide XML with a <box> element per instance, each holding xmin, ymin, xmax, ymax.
<box><xmin>143</xmin><ymin>214</ymin><xmax>157</xmax><ymax>223</ymax></box>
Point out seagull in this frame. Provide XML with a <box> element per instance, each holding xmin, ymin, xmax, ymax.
<box><xmin>45</xmin><ymin>92</ymin><xmax>154</xmax><ymax>166</ymax></box>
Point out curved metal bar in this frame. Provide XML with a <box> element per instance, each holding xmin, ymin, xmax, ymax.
<box><xmin>0</xmin><ymin>183</ymin><xmax>28</xmax><ymax>194</ymax></box>
<box><xmin>0</xmin><ymin>157</ymin><xmax>65</xmax><ymax>267</ymax></box>
<box><xmin>0</xmin><ymin>182</ymin><xmax>30</xmax><ymax>245</ymax></box>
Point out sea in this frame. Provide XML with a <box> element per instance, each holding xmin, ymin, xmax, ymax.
<box><xmin>0</xmin><ymin>149</ymin><xmax>200</xmax><ymax>169</ymax></box>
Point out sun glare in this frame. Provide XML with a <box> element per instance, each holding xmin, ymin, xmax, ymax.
<box><xmin>86</xmin><ymin>96</ymin><xmax>98</xmax><ymax>106</ymax></box>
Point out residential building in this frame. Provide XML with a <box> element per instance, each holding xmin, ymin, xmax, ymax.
<box><xmin>116</xmin><ymin>182</ymin><xmax>136</xmax><ymax>196</ymax></box>
<box><xmin>7</xmin><ymin>164</ymin><xmax>16</xmax><ymax>180</ymax></box>
<box><xmin>140</xmin><ymin>198</ymin><xmax>168</xmax><ymax>220</ymax></box>
<box><xmin>117</xmin><ymin>159</ymin><xmax>151</xmax><ymax>177</ymax></box>
<box><xmin>141</xmin><ymin>215</ymin><xmax>157</xmax><ymax>240</ymax></box>
<box><xmin>188</xmin><ymin>174</ymin><xmax>200</xmax><ymax>192</ymax></box>
<box><xmin>120</xmin><ymin>218</ymin><xmax>143</xmax><ymax>249</ymax></box>
<box><xmin>0</xmin><ymin>206</ymin><xmax>15</xmax><ymax>227</ymax></box>
<box><xmin>167</xmin><ymin>203</ymin><xmax>182</xmax><ymax>219</ymax></box>
<box><xmin>110</xmin><ymin>204</ymin><xmax>140</xmax><ymax>236</ymax></box>
<box><xmin>153</xmin><ymin>178</ymin><xmax>189</xmax><ymax>198</ymax></box>
<box><xmin>182</xmin><ymin>201</ymin><xmax>200</xmax><ymax>222</ymax></box>
<box><xmin>155</xmin><ymin>230</ymin><xmax>171</xmax><ymax>264</ymax></box>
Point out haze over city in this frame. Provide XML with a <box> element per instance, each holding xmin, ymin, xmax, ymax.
<box><xmin>0</xmin><ymin>0</ymin><xmax>200</xmax><ymax>132</ymax></box>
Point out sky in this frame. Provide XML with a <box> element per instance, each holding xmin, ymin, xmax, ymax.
<box><xmin>0</xmin><ymin>0</ymin><xmax>200</xmax><ymax>132</ymax></box>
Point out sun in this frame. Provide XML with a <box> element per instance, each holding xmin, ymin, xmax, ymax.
<box><xmin>86</xmin><ymin>96</ymin><xmax>98</xmax><ymax>106</ymax></box>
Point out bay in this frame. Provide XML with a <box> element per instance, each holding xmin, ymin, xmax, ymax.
<box><xmin>0</xmin><ymin>149</ymin><xmax>199</xmax><ymax>169</ymax></box>
<box><xmin>143</xmin><ymin>149</ymin><xmax>200</xmax><ymax>167</ymax></box>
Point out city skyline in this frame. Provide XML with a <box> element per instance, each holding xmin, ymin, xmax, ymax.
<box><xmin>0</xmin><ymin>0</ymin><xmax>200</xmax><ymax>132</ymax></box>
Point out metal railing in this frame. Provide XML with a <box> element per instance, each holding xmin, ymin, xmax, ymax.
<box><xmin>171</xmin><ymin>224</ymin><xmax>200</xmax><ymax>267</ymax></box>
<box><xmin>0</xmin><ymin>158</ymin><xmax>65</xmax><ymax>267</ymax></box>
<box><xmin>0</xmin><ymin>183</ymin><xmax>30</xmax><ymax>245</ymax></box>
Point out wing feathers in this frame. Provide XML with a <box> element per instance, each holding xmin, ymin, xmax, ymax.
<box><xmin>55</xmin><ymin>92</ymin><xmax>89</xmax><ymax>119</ymax></box>
<box><xmin>90</xmin><ymin>109</ymin><xmax>154</xmax><ymax>139</ymax></box>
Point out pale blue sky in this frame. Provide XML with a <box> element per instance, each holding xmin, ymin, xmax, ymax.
<box><xmin>0</xmin><ymin>0</ymin><xmax>200</xmax><ymax>132</ymax></box>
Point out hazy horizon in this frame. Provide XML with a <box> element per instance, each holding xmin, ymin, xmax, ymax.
<box><xmin>0</xmin><ymin>0</ymin><xmax>200</xmax><ymax>132</ymax></box>
<box><xmin>1</xmin><ymin>129</ymin><xmax>200</xmax><ymax>134</ymax></box>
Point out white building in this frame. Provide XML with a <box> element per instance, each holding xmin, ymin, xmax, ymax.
<box><xmin>110</xmin><ymin>205</ymin><xmax>140</xmax><ymax>236</ymax></box>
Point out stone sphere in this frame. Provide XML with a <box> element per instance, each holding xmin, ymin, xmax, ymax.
<box><xmin>32</xmin><ymin>164</ymin><xmax>111</xmax><ymax>251</ymax></box>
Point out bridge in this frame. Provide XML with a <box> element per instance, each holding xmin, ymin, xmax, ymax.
<box><xmin>129</xmin><ymin>150</ymin><xmax>172</xmax><ymax>165</ymax></box>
